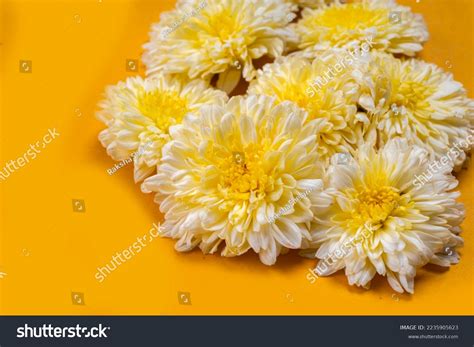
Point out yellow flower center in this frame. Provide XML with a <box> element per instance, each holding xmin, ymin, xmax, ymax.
<box><xmin>392</xmin><ymin>80</ymin><xmax>433</xmax><ymax>113</ymax></box>
<box><xmin>297</xmin><ymin>93</ymin><xmax>325</xmax><ymax>120</ymax></box>
<box><xmin>137</xmin><ymin>90</ymin><xmax>188</xmax><ymax>132</ymax></box>
<box><xmin>218</xmin><ymin>143</ymin><xmax>269</xmax><ymax>201</ymax></box>
<box><xmin>307</xmin><ymin>4</ymin><xmax>388</xmax><ymax>43</ymax></box>
<box><xmin>206</xmin><ymin>9</ymin><xmax>242</xmax><ymax>41</ymax></box>
<box><xmin>353</xmin><ymin>186</ymin><xmax>400</xmax><ymax>225</ymax></box>
<box><xmin>271</xmin><ymin>78</ymin><xmax>326</xmax><ymax>120</ymax></box>
<box><xmin>267</xmin><ymin>77</ymin><xmax>347</xmax><ymax>160</ymax></box>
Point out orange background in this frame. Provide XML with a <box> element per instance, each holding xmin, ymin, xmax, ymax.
<box><xmin>0</xmin><ymin>0</ymin><xmax>473</xmax><ymax>315</ymax></box>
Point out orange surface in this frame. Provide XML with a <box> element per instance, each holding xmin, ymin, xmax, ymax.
<box><xmin>0</xmin><ymin>0</ymin><xmax>473</xmax><ymax>315</ymax></box>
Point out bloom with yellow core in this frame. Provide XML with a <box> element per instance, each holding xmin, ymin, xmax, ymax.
<box><xmin>143</xmin><ymin>0</ymin><xmax>297</xmax><ymax>93</ymax></box>
<box><xmin>248</xmin><ymin>53</ymin><xmax>363</xmax><ymax>164</ymax></box>
<box><xmin>141</xmin><ymin>95</ymin><xmax>333</xmax><ymax>265</ymax></box>
<box><xmin>307</xmin><ymin>139</ymin><xmax>464</xmax><ymax>293</ymax></box>
<box><xmin>355</xmin><ymin>52</ymin><xmax>474</xmax><ymax>169</ymax></box>
<box><xmin>292</xmin><ymin>0</ymin><xmax>428</xmax><ymax>57</ymax></box>
<box><xmin>97</xmin><ymin>75</ymin><xmax>227</xmax><ymax>182</ymax></box>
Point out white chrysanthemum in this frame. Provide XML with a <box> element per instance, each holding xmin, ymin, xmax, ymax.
<box><xmin>97</xmin><ymin>75</ymin><xmax>227</xmax><ymax>182</ymax></box>
<box><xmin>308</xmin><ymin>139</ymin><xmax>464</xmax><ymax>293</ymax></box>
<box><xmin>143</xmin><ymin>0</ymin><xmax>298</xmax><ymax>93</ymax></box>
<box><xmin>289</xmin><ymin>0</ymin><xmax>335</xmax><ymax>9</ymax></box>
<box><xmin>142</xmin><ymin>95</ymin><xmax>333</xmax><ymax>265</ymax></box>
<box><xmin>355</xmin><ymin>52</ymin><xmax>474</xmax><ymax>169</ymax></box>
<box><xmin>292</xmin><ymin>0</ymin><xmax>428</xmax><ymax>57</ymax></box>
<box><xmin>248</xmin><ymin>53</ymin><xmax>363</xmax><ymax>164</ymax></box>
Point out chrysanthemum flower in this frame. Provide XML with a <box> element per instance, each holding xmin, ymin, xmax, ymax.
<box><xmin>97</xmin><ymin>75</ymin><xmax>227</xmax><ymax>182</ymax></box>
<box><xmin>308</xmin><ymin>139</ymin><xmax>464</xmax><ymax>293</ymax></box>
<box><xmin>355</xmin><ymin>52</ymin><xmax>474</xmax><ymax>169</ymax></box>
<box><xmin>289</xmin><ymin>0</ymin><xmax>335</xmax><ymax>9</ymax></box>
<box><xmin>142</xmin><ymin>0</ymin><xmax>297</xmax><ymax>93</ymax></box>
<box><xmin>141</xmin><ymin>95</ymin><xmax>332</xmax><ymax>265</ymax></box>
<box><xmin>248</xmin><ymin>53</ymin><xmax>362</xmax><ymax>164</ymax></box>
<box><xmin>292</xmin><ymin>0</ymin><xmax>428</xmax><ymax>57</ymax></box>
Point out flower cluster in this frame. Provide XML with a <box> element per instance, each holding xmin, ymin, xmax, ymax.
<box><xmin>97</xmin><ymin>0</ymin><xmax>473</xmax><ymax>293</ymax></box>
